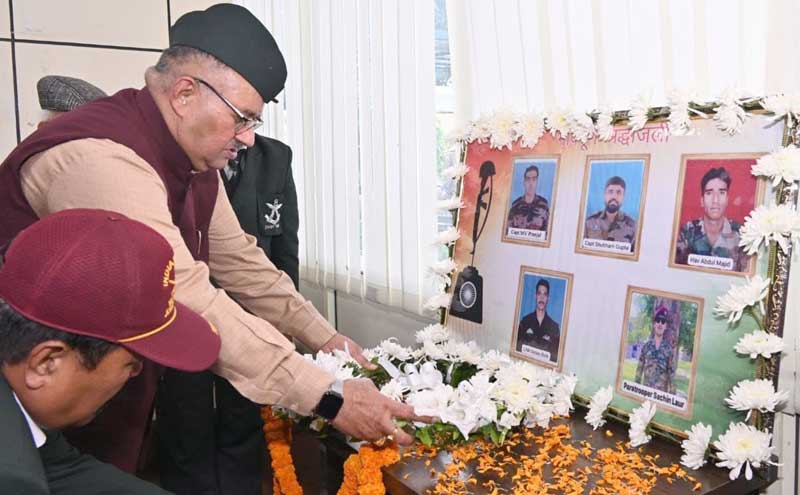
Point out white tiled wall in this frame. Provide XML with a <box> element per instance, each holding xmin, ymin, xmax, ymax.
<box><xmin>13</xmin><ymin>1</ymin><xmax>168</xmax><ymax>48</ymax></box>
<box><xmin>0</xmin><ymin>2</ymin><xmax>10</xmax><ymax>39</ymax></box>
<box><xmin>0</xmin><ymin>0</ymin><xmax>215</xmax><ymax>157</ymax></box>
<box><xmin>15</xmin><ymin>43</ymin><xmax>159</xmax><ymax>138</ymax></box>
<box><xmin>0</xmin><ymin>42</ymin><xmax>16</xmax><ymax>154</ymax></box>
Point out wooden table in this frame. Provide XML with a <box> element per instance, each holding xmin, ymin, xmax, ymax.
<box><xmin>325</xmin><ymin>412</ymin><xmax>776</xmax><ymax>495</ymax></box>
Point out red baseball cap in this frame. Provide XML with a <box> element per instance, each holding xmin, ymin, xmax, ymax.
<box><xmin>0</xmin><ymin>209</ymin><xmax>220</xmax><ymax>371</ymax></box>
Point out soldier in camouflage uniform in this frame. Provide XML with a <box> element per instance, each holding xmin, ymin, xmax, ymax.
<box><xmin>675</xmin><ymin>167</ymin><xmax>746</xmax><ymax>271</ymax></box>
<box><xmin>635</xmin><ymin>305</ymin><xmax>675</xmax><ymax>394</ymax></box>
<box><xmin>583</xmin><ymin>176</ymin><xmax>637</xmax><ymax>249</ymax></box>
<box><xmin>507</xmin><ymin>165</ymin><xmax>549</xmax><ymax>231</ymax></box>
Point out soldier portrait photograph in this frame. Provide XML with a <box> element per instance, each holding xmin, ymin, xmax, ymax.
<box><xmin>576</xmin><ymin>156</ymin><xmax>649</xmax><ymax>260</ymax></box>
<box><xmin>502</xmin><ymin>157</ymin><xmax>559</xmax><ymax>247</ymax></box>
<box><xmin>616</xmin><ymin>287</ymin><xmax>703</xmax><ymax>417</ymax></box>
<box><xmin>670</xmin><ymin>155</ymin><xmax>763</xmax><ymax>276</ymax></box>
<box><xmin>510</xmin><ymin>267</ymin><xmax>573</xmax><ymax>370</ymax></box>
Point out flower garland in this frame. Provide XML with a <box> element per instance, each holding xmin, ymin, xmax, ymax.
<box><xmin>337</xmin><ymin>442</ymin><xmax>400</xmax><ymax>495</ymax></box>
<box><xmin>261</xmin><ymin>406</ymin><xmax>303</xmax><ymax>495</ymax></box>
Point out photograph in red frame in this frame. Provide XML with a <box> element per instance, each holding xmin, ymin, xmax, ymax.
<box><xmin>672</xmin><ymin>156</ymin><xmax>760</xmax><ymax>274</ymax></box>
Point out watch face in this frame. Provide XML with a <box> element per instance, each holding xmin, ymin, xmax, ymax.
<box><xmin>459</xmin><ymin>281</ymin><xmax>477</xmax><ymax>308</ymax></box>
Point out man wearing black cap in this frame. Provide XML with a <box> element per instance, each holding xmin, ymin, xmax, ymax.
<box><xmin>0</xmin><ymin>208</ymin><xmax>221</xmax><ymax>495</ymax></box>
<box><xmin>156</xmin><ymin>139</ymin><xmax>301</xmax><ymax>494</ymax></box>
<box><xmin>0</xmin><ymin>2</ymin><xmax>422</xmax><ymax>481</ymax></box>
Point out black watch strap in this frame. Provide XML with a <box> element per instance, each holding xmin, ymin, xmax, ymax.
<box><xmin>313</xmin><ymin>390</ymin><xmax>344</xmax><ymax>420</ymax></box>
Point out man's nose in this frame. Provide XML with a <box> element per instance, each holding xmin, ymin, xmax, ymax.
<box><xmin>235</xmin><ymin>127</ymin><xmax>256</xmax><ymax>148</ymax></box>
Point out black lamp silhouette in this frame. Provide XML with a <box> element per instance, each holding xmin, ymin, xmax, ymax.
<box><xmin>449</xmin><ymin>160</ymin><xmax>495</xmax><ymax>324</ymax></box>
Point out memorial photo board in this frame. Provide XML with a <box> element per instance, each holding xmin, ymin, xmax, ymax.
<box><xmin>447</xmin><ymin>117</ymin><xmax>785</xmax><ymax>438</ymax></box>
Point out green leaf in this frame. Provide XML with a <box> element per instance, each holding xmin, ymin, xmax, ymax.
<box><xmin>416</xmin><ymin>427</ymin><xmax>434</xmax><ymax>446</ymax></box>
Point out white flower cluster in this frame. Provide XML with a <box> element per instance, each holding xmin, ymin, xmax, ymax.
<box><xmin>303</xmin><ymin>349</ymin><xmax>357</xmax><ymax>382</ymax></box>
<box><xmin>714</xmin><ymin>90</ymin><xmax>747</xmax><ymax>135</ymax></box>
<box><xmin>363</xmin><ymin>329</ymin><xmax>577</xmax><ymax>442</ymax></box>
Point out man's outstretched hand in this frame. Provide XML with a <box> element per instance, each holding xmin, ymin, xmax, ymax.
<box><xmin>331</xmin><ymin>379</ymin><xmax>434</xmax><ymax>446</ymax></box>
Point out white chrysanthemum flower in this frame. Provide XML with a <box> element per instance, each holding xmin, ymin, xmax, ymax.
<box><xmin>667</xmin><ymin>91</ymin><xmax>696</xmax><ymax>136</ymax></box>
<box><xmin>377</xmin><ymin>338</ymin><xmax>413</xmax><ymax>362</ymax></box>
<box><xmin>680</xmin><ymin>423</ymin><xmax>712</xmax><ymax>470</ymax></box>
<box><xmin>442</xmin><ymin>339</ymin><xmax>482</xmax><ymax>365</ymax></box>
<box><xmin>444</xmin><ymin>122</ymin><xmax>470</xmax><ymax>145</ymax></box>
<box><xmin>478</xmin><ymin>349</ymin><xmax>511</xmax><ymax>372</ymax></box>
<box><xmin>585</xmin><ymin>386</ymin><xmax>613</xmax><ymax>430</ymax></box>
<box><xmin>628</xmin><ymin>401</ymin><xmax>657</xmax><ymax>447</ymax></box>
<box><xmin>714</xmin><ymin>89</ymin><xmax>747</xmax><ymax>135</ymax></box>
<box><xmin>436</xmin><ymin>196</ymin><xmax>464</xmax><ymax>211</ymax></box>
<box><xmin>423</xmin><ymin>292</ymin><xmax>452</xmax><ymax>311</ymax></box>
<box><xmin>725</xmin><ymin>379</ymin><xmax>789</xmax><ymax>420</ymax></box>
<box><xmin>762</xmin><ymin>93</ymin><xmax>800</xmax><ymax>126</ymax></box>
<box><xmin>545</xmin><ymin>110</ymin><xmax>571</xmax><ymax>138</ymax></box>
<box><xmin>551</xmin><ymin>374</ymin><xmax>578</xmax><ymax>416</ymax></box>
<box><xmin>362</xmin><ymin>347</ymin><xmax>378</xmax><ymax>361</ymax></box>
<box><xmin>467</xmin><ymin>114</ymin><xmax>492</xmax><ymax>143</ymax></box>
<box><xmin>415</xmin><ymin>323</ymin><xmax>450</xmax><ymax>345</ymax></box>
<box><xmin>752</xmin><ymin>146</ymin><xmax>800</xmax><ymax>186</ymax></box>
<box><xmin>493</xmin><ymin>370</ymin><xmax>537</xmax><ymax>415</ymax></box>
<box><xmin>430</xmin><ymin>259</ymin><xmax>457</xmax><ymax>276</ymax></box>
<box><xmin>739</xmin><ymin>204</ymin><xmax>800</xmax><ymax>255</ymax></box>
<box><xmin>524</xmin><ymin>401</ymin><xmax>555</xmax><ymax>429</ymax></box>
<box><xmin>595</xmin><ymin>110</ymin><xmax>614</xmax><ymax>141</ymax></box>
<box><xmin>305</xmin><ymin>351</ymin><xmax>356</xmax><ymax>381</ymax></box>
<box><xmin>627</xmin><ymin>95</ymin><xmax>651</xmax><ymax>132</ymax></box>
<box><xmin>570</xmin><ymin>111</ymin><xmax>595</xmax><ymax>143</ymax></box>
<box><xmin>487</xmin><ymin>110</ymin><xmax>518</xmax><ymax>150</ymax></box>
<box><xmin>497</xmin><ymin>410</ymin><xmax>521</xmax><ymax>429</ymax></box>
<box><xmin>514</xmin><ymin>113</ymin><xmax>545</xmax><ymax>148</ymax></box>
<box><xmin>406</xmin><ymin>383</ymin><xmax>453</xmax><ymax>422</ymax></box>
<box><xmin>435</xmin><ymin>227</ymin><xmax>461</xmax><ymax>245</ymax></box>
<box><xmin>421</xmin><ymin>339</ymin><xmax>447</xmax><ymax>360</ymax></box>
<box><xmin>714</xmin><ymin>276</ymin><xmax>770</xmax><ymax>324</ymax></box>
<box><xmin>714</xmin><ymin>423</ymin><xmax>777</xmax><ymax>480</ymax></box>
<box><xmin>734</xmin><ymin>330</ymin><xmax>785</xmax><ymax>359</ymax></box>
<box><xmin>379</xmin><ymin>378</ymin><xmax>410</xmax><ymax>401</ymax></box>
<box><xmin>441</xmin><ymin>163</ymin><xmax>469</xmax><ymax>179</ymax></box>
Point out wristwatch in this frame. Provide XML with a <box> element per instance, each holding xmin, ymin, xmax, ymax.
<box><xmin>313</xmin><ymin>379</ymin><xmax>344</xmax><ymax>420</ymax></box>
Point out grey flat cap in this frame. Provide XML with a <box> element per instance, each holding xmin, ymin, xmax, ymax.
<box><xmin>37</xmin><ymin>75</ymin><xmax>108</xmax><ymax>112</ymax></box>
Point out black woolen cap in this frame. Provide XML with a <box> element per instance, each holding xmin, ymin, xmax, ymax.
<box><xmin>169</xmin><ymin>4</ymin><xmax>286</xmax><ymax>103</ymax></box>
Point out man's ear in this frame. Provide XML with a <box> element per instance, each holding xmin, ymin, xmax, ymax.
<box><xmin>170</xmin><ymin>76</ymin><xmax>199</xmax><ymax>117</ymax></box>
<box><xmin>24</xmin><ymin>340</ymin><xmax>70</xmax><ymax>390</ymax></box>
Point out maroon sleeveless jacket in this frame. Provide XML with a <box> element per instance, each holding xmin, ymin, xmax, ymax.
<box><xmin>0</xmin><ymin>87</ymin><xmax>218</xmax><ymax>262</ymax></box>
<box><xmin>0</xmin><ymin>88</ymin><xmax>219</xmax><ymax>473</ymax></box>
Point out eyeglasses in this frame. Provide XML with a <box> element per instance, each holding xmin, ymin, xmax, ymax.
<box><xmin>192</xmin><ymin>77</ymin><xmax>263</xmax><ymax>134</ymax></box>
<box><xmin>654</xmin><ymin>317</ymin><xmax>667</xmax><ymax>324</ymax></box>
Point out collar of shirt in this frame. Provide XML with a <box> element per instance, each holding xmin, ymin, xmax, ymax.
<box><xmin>12</xmin><ymin>392</ymin><xmax>46</xmax><ymax>448</ymax></box>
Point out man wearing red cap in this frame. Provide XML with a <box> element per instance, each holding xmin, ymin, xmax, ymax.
<box><xmin>634</xmin><ymin>304</ymin><xmax>676</xmax><ymax>394</ymax></box>
<box><xmin>0</xmin><ymin>2</ymin><xmax>421</xmax><ymax>478</ymax></box>
<box><xmin>0</xmin><ymin>209</ymin><xmax>221</xmax><ymax>494</ymax></box>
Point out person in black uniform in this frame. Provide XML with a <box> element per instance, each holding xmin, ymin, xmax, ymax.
<box><xmin>157</xmin><ymin>134</ymin><xmax>299</xmax><ymax>495</ymax></box>
<box><xmin>516</xmin><ymin>279</ymin><xmax>560</xmax><ymax>363</ymax></box>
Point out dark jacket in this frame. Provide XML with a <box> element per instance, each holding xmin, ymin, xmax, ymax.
<box><xmin>223</xmin><ymin>135</ymin><xmax>299</xmax><ymax>288</ymax></box>
<box><xmin>0</xmin><ymin>375</ymin><xmax>48</xmax><ymax>494</ymax></box>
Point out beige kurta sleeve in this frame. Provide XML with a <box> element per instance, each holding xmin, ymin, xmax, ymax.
<box><xmin>206</xmin><ymin>175</ymin><xmax>336</xmax><ymax>350</ymax></box>
<box><xmin>19</xmin><ymin>138</ymin><xmax>334</xmax><ymax>415</ymax></box>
